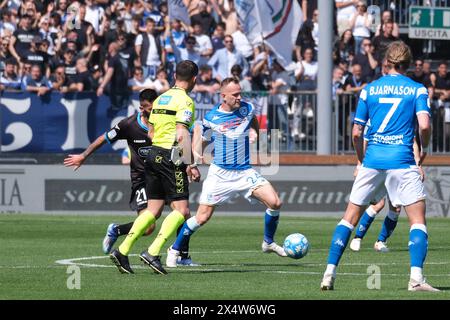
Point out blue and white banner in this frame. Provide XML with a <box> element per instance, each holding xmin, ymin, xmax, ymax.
<box><xmin>0</xmin><ymin>91</ymin><xmax>269</xmax><ymax>153</ymax></box>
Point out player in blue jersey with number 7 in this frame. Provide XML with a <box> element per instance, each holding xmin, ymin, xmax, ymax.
<box><xmin>165</xmin><ymin>77</ymin><xmax>287</xmax><ymax>267</ymax></box>
<box><xmin>320</xmin><ymin>41</ymin><xmax>439</xmax><ymax>292</ymax></box>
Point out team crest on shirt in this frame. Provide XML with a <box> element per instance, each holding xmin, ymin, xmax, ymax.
<box><xmin>239</xmin><ymin>106</ymin><xmax>248</xmax><ymax>117</ymax></box>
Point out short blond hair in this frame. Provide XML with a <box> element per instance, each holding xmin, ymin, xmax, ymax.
<box><xmin>385</xmin><ymin>41</ymin><xmax>412</xmax><ymax>70</ymax></box>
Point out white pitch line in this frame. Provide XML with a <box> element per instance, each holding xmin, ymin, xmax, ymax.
<box><xmin>52</xmin><ymin>254</ymin><xmax>450</xmax><ymax>278</ymax></box>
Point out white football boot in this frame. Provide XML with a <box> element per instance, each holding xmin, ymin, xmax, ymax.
<box><xmin>349</xmin><ymin>238</ymin><xmax>362</xmax><ymax>252</ymax></box>
<box><xmin>408</xmin><ymin>279</ymin><xmax>440</xmax><ymax>292</ymax></box>
<box><xmin>262</xmin><ymin>241</ymin><xmax>287</xmax><ymax>257</ymax></box>
<box><xmin>320</xmin><ymin>274</ymin><xmax>335</xmax><ymax>291</ymax></box>
<box><xmin>374</xmin><ymin>241</ymin><xmax>389</xmax><ymax>252</ymax></box>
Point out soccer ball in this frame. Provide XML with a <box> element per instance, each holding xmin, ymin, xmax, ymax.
<box><xmin>283</xmin><ymin>233</ymin><xmax>309</xmax><ymax>259</ymax></box>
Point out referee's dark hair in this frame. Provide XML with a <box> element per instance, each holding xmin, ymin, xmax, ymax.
<box><xmin>175</xmin><ymin>60</ymin><xmax>199</xmax><ymax>81</ymax></box>
<box><xmin>139</xmin><ymin>88</ymin><xmax>158</xmax><ymax>103</ymax></box>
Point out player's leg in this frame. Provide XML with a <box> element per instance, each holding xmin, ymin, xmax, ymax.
<box><xmin>103</xmin><ymin>182</ymin><xmax>156</xmax><ymax>254</ymax></box>
<box><xmin>350</xmin><ymin>198</ymin><xmax>385</xmax><ymax>251</ymax></box>
<box><xmin>110</xmin><ymin>151</ymin><xmax>165</xmax><ymax>274</ymax></box>
<box><xmin>374</xmin><ymin>199</ymin><xmax>400</xmax><ymax>252</ymax></box>
<box><xmin>251</xmin><ymin>183</ymin><xmax>286</xmax><ymax>257</ymax></box>
<box><xmin>321</xmin><ymin>167</ymin><xmax>384</xmax><ymax>290</ymax></box>
<box><xmin>387</xmin><ymin>168</ymin><xmax>439</xmax><ymax>291</ymax></box>
<box><xmin>167</xmin><ymin>204</ymin><xmax>216</xmax><ymax>267</ymax></box>
<box><xmin>166</xmin><ymin>164</ymin><xmax>231</xmax><ymax>267</ymax></box>
<box><xmin>110</xmin><ymin>201</ymin><xmax>164</xmax><ymax>274</ymax></box>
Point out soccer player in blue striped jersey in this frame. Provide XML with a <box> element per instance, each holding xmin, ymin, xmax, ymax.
<box><xmin>321</xmin><ymin>41</ymin><xmax>439</xmax><ymax>292</ymax></box>
<box><xmin>166</xmin><ymin>77</ymin><xmax>287</xmax><ymax>267</ymax></box>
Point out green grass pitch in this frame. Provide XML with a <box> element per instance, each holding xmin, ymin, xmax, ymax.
<box><xmin>1</xmin><ymin>214</ymin><xmax>449</xmax><ymax>300</ymax></box>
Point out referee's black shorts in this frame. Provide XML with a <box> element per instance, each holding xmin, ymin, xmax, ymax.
<box><xmin>145</xmin><ymin>145</ymin><xmax>189</xmax><ymax>202</ymax></box>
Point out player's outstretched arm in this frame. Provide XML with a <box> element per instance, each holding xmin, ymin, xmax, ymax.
<box><xmin>63</xmin><ymin>134</ymin><xmax>107</xmax><ymax>171</ymax></box>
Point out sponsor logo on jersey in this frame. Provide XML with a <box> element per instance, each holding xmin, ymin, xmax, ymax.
<box><xmin>159</xmin><ymin>96</ymin><xmax>172</xmax><ymax>105</ymax></box>
<box><xmin>133</xmin><ymin>139</ymin><xmax>146</xmax><ymax>143</ymax></box>
<box><xmin>138</xmin><ymin>146</ymin><xmax>152</xmax><ymax>158</ymax></box>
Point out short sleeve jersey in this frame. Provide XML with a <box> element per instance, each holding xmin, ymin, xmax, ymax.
<box><xmin>202</xmin><ymin>101</ymin><xmax>254</xmax><ymax>170</ymax></box>
<box><xmin>149</xmin><ymin>87</ymin><xmax>195</xmax><ymax>149</ymax></box>
<box><xmin>354</xmin><ymin>74</ymin><xmax>431</xmax><ymax>169</ymax></box>
<box><xmin>104</xmin><ymin>113</ymin><xmax>151</xmax><ymax>185</ymax></box>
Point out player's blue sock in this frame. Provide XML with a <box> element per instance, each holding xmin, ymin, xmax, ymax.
<box><xmin>409</xmin><ymin>224</ymin><xmax>428</xmax><ymax>269</ymax></box>
<box><xmin>377</xmin><ymin>210</ymin><xmax>399</xmax><ymax>242</ymax></box>
<box><xmin>264</xmin><ymin>209</ymin><xmax>280</xmax><ymax>244</ymax></box>
<box><xmin>355</xmin><ymin>206</ymin><xmax>377</xmax><ymax>239</ymax></box>
<box><xmin>176</xmin><ymin>224</ymin><xmax>191</xmax><ymax>254</ymax></box>
<box><xmin>327</xmin><ymin>219</ymin><xmax>354</xmax><ymax>266</ymax></box>
<box><xmin>172</xmin><ymin>217</ymin><xmax>201</xmax><ymax>251</ymax></box>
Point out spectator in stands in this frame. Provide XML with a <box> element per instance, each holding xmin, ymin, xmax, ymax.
<box><xmin>208</xmin><ymin>34</ymin><xmax>248</xmax><ymax>82</ymax></box>
<box><xmin>337</xmin><ymin>29</ymin><xmax>355</xmax><ymax>65</ymax></box>
<box><xmin>408</xmin><ymin>58</ymin><xmax>431</xmax><ymax>88</ymax></box>
<box><xmin>344</xmin><ymin>63</ymin><xmax>367</xmax><ymax>94</ymax></box>
<box><xmin>423</xmin><ymin>61</ymin><xmax>432</xmax><ymax>77</ymax></box>
<box><xmin>270</xmin><ymin>59</ymin><xmax>295</xmax><ymax>145</ymax></box>
<box><xmin>21</xmin><ymin>60</ymin><xmax>32</xmax><ymax>80</ymax></box>
<box><xmin>0</xmin><ymin>34</ymin><xmax>12</xmax><ymax>68</ymax></box>
<box><xmin>0</xmin><ymin>58</ymin><xmax>21</xmax><ymax>91</ymax></box>
<box><xmin>193</xmin><ymin>64</ymin><xmax>220</xmax><ymax>94</ymax></box>
<box><xmin>0</xmin><ymin>9</ymin><xmax>16</xmax><ymax>36</ymax></box>
<box><xmin>338</xmin><ymin>59</ymin><xmax>351</xmax><ymax>83</ymax></box>
<box><xmin>128</xmin><ymin>66</ymin><xmax>153</xmax><ymax>92</ymax></box>
<box><xmin>164</xmin><ymin>18</ymin><xmax>187</xmax><ymax>82</ymax></box>
<box><xmin>232</xmin><ymin>22</ymin><xmax>254</xmax><ymax>63</ymax></box>
<box><xmin>335</xmin><ymin>0</ymin><xmax>357</xmax><ymax>36</ymax></box>
<box><xmin>349</xmin><ymin>1</ymin><xmax>372</xmax><ymax>54</ymax></box>
<box><xmin>22</xmin><ymin>63</ymin><xmax>51</xmax><ymax>95</ymax></box>
<box><xmin>295</xmin><ymin>19</ymin><xmax>316</xmax><ymax>62</ymax></box>
<box><xmin>56</xmin><ymin>0</ymin><xmax>70</xmax><ymax>25</ymax></box>
<box><xmin>90</xmin><ymin>64</ymin><xmax>103</xmax><ymax>91</ymax></box>
<box><xmin>70</xmin><ymin>57</ymin><xmax>93</xmax><ymax>92</ymax></box>
<box><xmin>190</xmin><ymin>0</ymin><xmax>216</xmax><ymax>36</ymax></box>
<box><xmin>135</xmin><ymin>18</ymin><xmax>164</xmax><ymax>81</ymax></box>
<box><xmin>23</xmin><ymin>35</ymin><xmax>49</xmax><ymax>77</ymax></box>
<box><xmin>145</xmin><ymin>1</ymin><xmax>165</xmax><ymax>35</ymax></box>
<box><xmin>75</xmin><ymin>4</ymin><xmax>95</xmax><ymax>50</ymax></box>
<box><xmin>49</xmin><ymin>64</ymin><xmax>68</xmax><ymax>92</ymax></box>
<box><xmin>192</xmin><ymin>21</ymin><xmax>213</xmax><ymax>63</ymax></box>
<box><xmin>250</xmin><ymin>48</ymin><xmax>272</xmax><ymax>91</ymax></box>
<box><xmin>332</xmin><ymin>66</ymin><xmax>345</xmax><ymax>100</ymax></box>
<box><xmin>9</xmin><ymin>14</ymin><xmax>39</xmax><ymax>62</ymax></box>
<box><xmin>60</xmin><ymin>47</ymin><xmax>77</xmax><ymax>86</ymax></box>
<box><xmin>211</xmin><ymin>22</ymin><xmax>226</xmax><ymax>52</ymax></box>
<box><xmin>352</xmin><ymin>38</ymin><xmax>377</xmax><ymax>82</ymax></box>
<box><xmin>375</xmin><ymin>10</ymin><xmax>399</xmax><ymax>38</ymax></box>
<box><xmin>231</xmin><ymin>64</ymin><xmax>251</xmax><ymax>92</ymax></box>
<box><xmin>211</xmin><ymin>0</ymin><xmax>238</xmax><ymax>35</ymax></box>
<box><xmin>117</xmin><ymin>32</ymin><xmax>135</xmax><ymax>76</ymax></box>
<box><xmin>172</xmin><ymin>35</ymin><xmax>201</xmax><ymax>66</ymax></box>
<box><xmin>295</xmin><ymin>47</ymin><xmax>318</xmax><ymax>90</ymax></box>
<box><xmin>152</xmin><ymin>68</ymin><xmax>170</xmax><ymax>93</ymax></box>
<box><xmin>372</xmin><ymin>20</ymin><xmax>398</xmax><ymax>66</ymax></box>
<box><xmin>97</xmin><ymin>41</ymin><xmax>130</xmax><ymax>113</ymax></box>
<box><xmin>38</xmin><ymin>16</ymin><xmax>56</xmax><ymax>56</ymax></box>
<box><xmin>430</xmin><ymin>61</ymin><xmax>450</xmax><ymax>152</ymax></box>
<box><xmin>85</xmin><ymin>0</ymin><xmax>105</xmax><ymax>34</ymax></box>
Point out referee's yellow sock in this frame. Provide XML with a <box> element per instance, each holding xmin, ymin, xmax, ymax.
<box><xmin>118</xmin><ymin>210</ymin><xmax>156</xmax><ymax>256</ymax></box>
<box><xmin>148</xmin><ymin>210</ymin><xmax>185</xmax><ymax>256</ymax></box>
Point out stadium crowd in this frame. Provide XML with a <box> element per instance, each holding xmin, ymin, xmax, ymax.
<box><xmin>0</xmin><ymin>0</ymin><xmax>449</xmax><ymax>150</ymax></box>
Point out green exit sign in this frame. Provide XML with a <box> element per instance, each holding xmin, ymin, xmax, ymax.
<box><xmin>409</xmin><ymin>6</ymin><xmax>450</xmax><ymax>40</ymax></box>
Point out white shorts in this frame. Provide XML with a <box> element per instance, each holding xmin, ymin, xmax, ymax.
<box><xmin>199</xmin><ymin>164</ymin><xmax>270</xmax><ymax>206</ymax></box>
<box><xmin>349</xmin><ymin>166</ymin><xmax>426</xmax><ymax>207</ymax></box>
